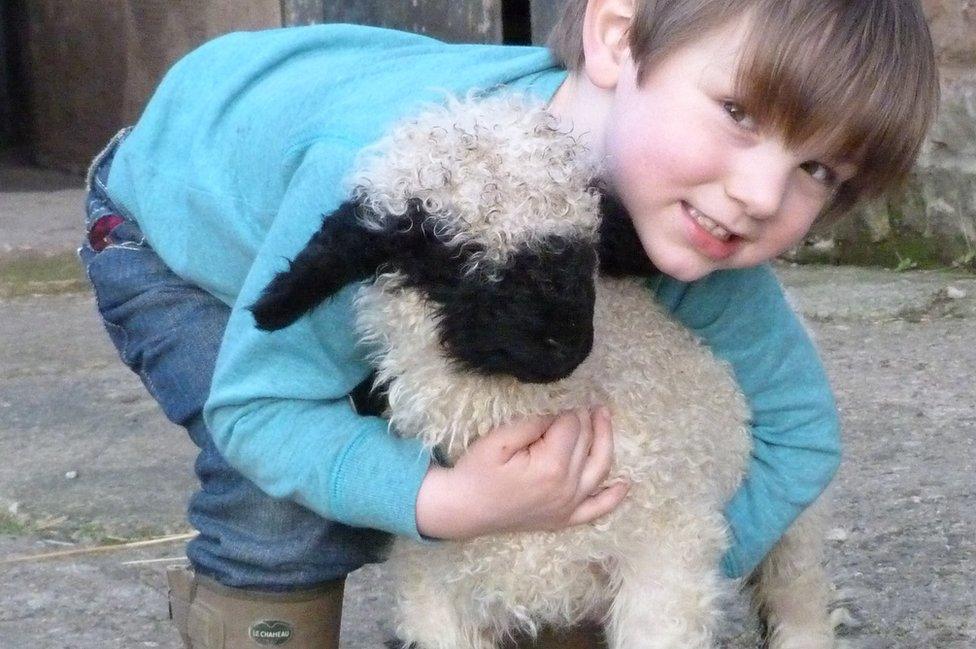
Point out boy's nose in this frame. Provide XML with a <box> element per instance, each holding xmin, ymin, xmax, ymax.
<box><xmin>724</xmin><ymin>144</ymin><xmax>794</xmax><ymax>220</ymax></box>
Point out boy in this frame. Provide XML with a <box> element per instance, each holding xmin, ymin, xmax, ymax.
<box><xmin>80</xmin><ymin>0</ymin><xmax>938</xmax><ymax>647</ymax></box>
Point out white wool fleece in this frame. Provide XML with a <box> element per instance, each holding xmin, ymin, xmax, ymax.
<box><xmin>337</xmin><ymin>96</ymin><xmax>835</xmax><ymax>649</ymax></box>
<box><xmin>347</xmin><ymin>94</ymin><xmax>600</xmax><ymax>278</ymax></box>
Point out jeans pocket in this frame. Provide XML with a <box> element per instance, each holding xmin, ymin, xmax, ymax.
<box><xmin>82</xmin><ymin>244</ymin><xmax>148</xmax><ymax>371</ymax></box>
<box><xmin>82</xmin><ymin>236</ymin><xmax>230</xmax><ymax>426</ymax></box>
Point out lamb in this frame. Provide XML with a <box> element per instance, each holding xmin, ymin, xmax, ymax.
<box><xmin>250</xmin><ymin>95</ymin><xmax>837</xmax><ymax>649</ymax></box>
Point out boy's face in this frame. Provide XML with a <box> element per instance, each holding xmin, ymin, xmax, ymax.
<box><xmin>599</xmin><ymin>17</ymin><xmax>855</xmax><ymax>281</ymax></box>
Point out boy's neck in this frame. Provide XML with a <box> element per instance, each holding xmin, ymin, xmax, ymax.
<box><xmin>547</xmin><ymin>72</ymin><xmax>613</xmax><ymax>167</ymax></box>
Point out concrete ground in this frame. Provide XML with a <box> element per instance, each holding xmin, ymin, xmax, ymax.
<box><xmin>1</xmin><ymin>153</ymin><xmax>974</xmax><ymax>648</ymax></box>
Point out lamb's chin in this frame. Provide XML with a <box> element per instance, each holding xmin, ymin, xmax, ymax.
<box><xmin>382</xmin><ymin>366</ymin><xmax>581</xmax><ymax>464</ymax></box>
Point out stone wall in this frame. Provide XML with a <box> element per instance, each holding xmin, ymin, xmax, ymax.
<box><xmin>804</xmin><ymin>0</ymin><xmax>976</xmax><ymax>269</ymax></box>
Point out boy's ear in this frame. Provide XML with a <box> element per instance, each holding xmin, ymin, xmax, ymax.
<box><xmin>250</xmin><ymin>200</ymin><xmax>392</xmax><ymax>331</ymax></box>
<box><xmin>582</xmin><ymin>0</ymin><xmax>634</xmax><ymax>89</ymax></box>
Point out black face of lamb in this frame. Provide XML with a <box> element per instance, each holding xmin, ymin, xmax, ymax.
<box><xmin>251</xmin><ymin>197</ymin><xmax>597</xmax><ymax>383</ymax></box>
<box><xmin>399</xmin><ymin>237</ymin><xmax>598</xmax><ymax>384</ymax></box>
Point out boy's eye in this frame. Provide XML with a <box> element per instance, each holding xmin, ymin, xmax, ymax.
<box><xmin>800</xmin><ymin>161</ymin><xmax>839</xmax><ymax>187</ymax></box>
<box><xmin>722</xmin><ymin>101</ymin><xmax>757</xmax><ymax>131</ymax></box>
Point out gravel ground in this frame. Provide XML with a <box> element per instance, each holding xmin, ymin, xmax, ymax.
<box><xmin>1</xmin><ymin>266</ymin><xmax>973</xmax><ymax>648</ymax></box>
<box><xmin>1</xmin><ymin>147</ymin><xmax>973</xmax><ymax>649</ymax></box>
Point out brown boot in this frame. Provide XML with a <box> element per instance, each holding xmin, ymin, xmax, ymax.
<box><xmin>504</xmin><ymin>622</ymin><xmax>608</xmax><ymax>649</ymax></box>
<box><xmin>166</xmin><ymin>565</ymin><xmax>345</xmax><ymax>648</ymax></box>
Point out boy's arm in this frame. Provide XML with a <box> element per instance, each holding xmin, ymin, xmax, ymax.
<box><xmin>659</xmin><ymin>264</ymin><xmax>841</xmax><ymax>579</ymax></box>
<box><xmin>202</xmin><ymin>143</ymin><xmax>629</xmax><ymax>540</ymax></box>
<box><xmin>202</xmin><ymin>142</ymin><xmax>434</xmax><ymax>539</ymax></box>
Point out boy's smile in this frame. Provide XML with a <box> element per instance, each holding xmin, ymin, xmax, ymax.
<box><xmin>681</xmin><ymin>201</ymin><xmax>743</xmax><ymax>261</ymax></box>
<box><xmin>550</xmin><ymin>12</ymin><xmax>856</xmax><ymax>282</ymax></box>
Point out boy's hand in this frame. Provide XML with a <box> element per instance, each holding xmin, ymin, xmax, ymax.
<box><xmin>415</xmin><ymin>407</ymin><xmax>629</xmax><ymax>540</ymax></box>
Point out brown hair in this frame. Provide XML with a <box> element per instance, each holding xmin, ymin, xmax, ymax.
<box><xmin>547</xmin><ymin>0</ymin><xmax>940</xmax><ymax>221</ymax></box>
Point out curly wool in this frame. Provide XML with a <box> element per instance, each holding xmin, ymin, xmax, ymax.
<box><xmin>344</xmin><ymin>96</ymin><xmax>835</xmax><ymax>649</ymax></box>
<box><xmin>347</xmin><ymin>93</ymin><xmax>600</xmax><ymax>279</ymax></box>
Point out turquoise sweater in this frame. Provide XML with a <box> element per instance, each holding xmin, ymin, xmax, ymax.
<box><xmin>105</xmin><ymin>24</ymin><xmax>840</xmax><ymax>579</ymax></box>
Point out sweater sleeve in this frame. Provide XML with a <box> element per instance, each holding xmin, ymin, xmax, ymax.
<box><xmin>657</xmin><ymin>264</ymin><xmax>841</xmax><ymax>578</ymax></box>
<box><xmin>202</xmin><ymin>141</ymin><xmax>433</xmax><ymax>539</ymax></box>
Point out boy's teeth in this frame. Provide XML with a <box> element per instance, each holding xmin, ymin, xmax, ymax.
<box><xmin>688</xmin><ymin>205</ymin><xmax>732</xmax><ymax>241</ymax></box>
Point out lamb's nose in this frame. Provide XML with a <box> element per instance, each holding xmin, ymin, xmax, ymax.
<box><xmin>517</xmin><ymin>333</ymin><xmax>592</xmax><ymax>383</ymax></box>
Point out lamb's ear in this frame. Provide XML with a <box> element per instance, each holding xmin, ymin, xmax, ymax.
<box><xmin>250</xmin><ymin>200</ymin><xmax>391</xmax><ymax>331</ymax></box>
<box><xmin>597</xmin><ymin>192</ymin><xmax>659</xmax><ymax>278</ymax></box>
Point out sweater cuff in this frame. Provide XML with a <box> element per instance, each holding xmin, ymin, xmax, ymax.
<box><xmin>721</xmin><ymin>547</ymin><xmax>746</xmax><ymax>580</ymax></box>
<box><xmin>329</xmin><ymin>419</ymin><xmax>433</xmax><ymax>540</ymax></box>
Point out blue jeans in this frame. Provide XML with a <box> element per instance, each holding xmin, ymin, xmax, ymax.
<box><xmin>79</xmin><ymin>129</ymin><xmax>391</xmax><ymax>591</ymax></box>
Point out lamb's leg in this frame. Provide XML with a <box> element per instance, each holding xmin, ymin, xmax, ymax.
<box><xmin>392</xmin><ymin>563</ymin><xmax>497</xmax><ymax>649</ymax></box>
<box><xmin>605</xmin><ymin>512</ymin><xmax>728</xmax><ymax>649</ymax></box>
<box><xmin>393</xmin><ymin>585</ymin><xmax>497</xmax><ymax>649</ymax></box>
<box><xmin>751</xmin><ymin>499</ymin><xmax>835</xmax><ymax>649</ymax></box>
